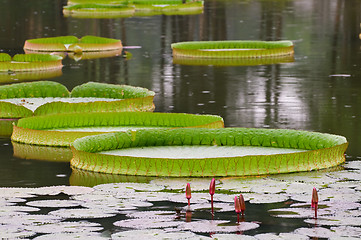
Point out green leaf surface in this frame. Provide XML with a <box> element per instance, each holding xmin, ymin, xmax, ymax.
<box><xmin>71</xmin><ymin>128</ymin><xmax>348</xmax><ymax>176</ymax></box>
<box><xmin>12</xmin><ymin>112</ymin><xmax>224</xmax><ymax>146</ymax></box>
<box><xmin>70</xmin><ymin>81</ymin><xmax>154</xmax><ymax>99</ymax></box>
<box><xmin>0</xmin><ymin>81</ymin><xmax>69</xmax><ymax>99</ymax></box>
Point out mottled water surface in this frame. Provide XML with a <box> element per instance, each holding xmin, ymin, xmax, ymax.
<box><xmin>0</xmin><ymin>0</ymin><xmax>360</xmax><ymax>238</ymax></box>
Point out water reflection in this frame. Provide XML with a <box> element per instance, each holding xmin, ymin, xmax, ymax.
<box><xmin>0</xmin><ymin>0</ymin><xmax>359</xmax><ymax>184</ymax></box>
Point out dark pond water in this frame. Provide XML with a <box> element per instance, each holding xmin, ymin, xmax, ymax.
<box><xmin>0</xmin><ymin>0</ymin><xmax>360</xmax><ymax>186</ymax></box>
<box><xmin>0</xmin><ymin>0</ymin><xmax>360</xmax><ymax>238</ymax></box>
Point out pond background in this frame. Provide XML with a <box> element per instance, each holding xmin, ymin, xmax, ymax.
<box><xmin>0</xmin><ymin>0</ymin><xmax>360</xmax><ymax>187</ymax></box>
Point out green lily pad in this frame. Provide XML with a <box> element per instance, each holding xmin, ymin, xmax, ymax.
<box><xmin>172</xmin><ymin>40</ymin><xmax>294</xmax><ymax>59</ymax></box>
<box><xmin>0</xmin><ymin>53</ymin><xmax>63</xmax><ymax>72</ymax></box>
<box><xmin>12</xmin><ymin>112</ymin><xmax>223</xmax><ymax>147</ymax></box>
<box><xmin>71</xmin><ymin>128</ymin><xmax>348</xmax><ymax>177</ymax></box>
<box><xmin>24</xmin><ymin>35</ymin><xmax>122</xmax><ymax>52</ymax></box>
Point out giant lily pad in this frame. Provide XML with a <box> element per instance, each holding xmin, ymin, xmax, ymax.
<box><xmin>171</xmin><ymin>40</ymin><xmax>294</xmax><ymax>59</ymax></box>
<box><xmin>70</xmin><ymin>128</ymin><xmax>348</xmax><ymax>176</ymax></box>
<box><xmin>63</xmin><ymin>1</ymin><xmax>203</xmax><ymax>19</ymax></box>
<box><xmin>24</xmin><ymin>35</ymin><xmax>122</xmax><ymax>52</ymax></box>
<box><xmin>0</xmin><ymin>81</ymin><xmax>155</xmax><ymax>137</ymax></box>
<box><xmin>63</xmin><ymin>4</ymin><xmax>136</xmax><ymax>19</ymax></box>
<box><xmin>11</xmin><ymin>112</ymin><xmax>224</xmax><ymax>146</ymax></box>
<box><xmin>0</xmin><ymin>53</ymin><xmax>63</xmax><ymax>72</ymax></box>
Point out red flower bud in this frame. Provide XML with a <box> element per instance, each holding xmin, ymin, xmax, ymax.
<box><xmin>311</xmin><ymin>187</ymin><xmax>318</xmax><ymax>208</ymax></box>
<box><xmin>209</xmin><ymin>178</ymin><xmax>216</xmax><ymax>196</ymax></box>
<box><xmin>239</xmin><ymin>194</ymin><xmax>245</xmax><ymax>214</ymax></box>
<box><xmin>235</xmin><ymin>196</ymin><xmax>241</xmax><ymax>213</ymax></box>
<box><xmin>186</xmin><ymin>183</ymin><xmax>191</xmax><ymax>200</ymax></box>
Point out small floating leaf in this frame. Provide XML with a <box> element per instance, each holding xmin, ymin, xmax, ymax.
<box><xmin>49</xmin><ymin>208</ymin><xmax>116</xmax><ymax>219</ymax></box>
<box><xmin>28</xmin><ymin>221</ymin><xmax>103</xmax><ymax>234</ymax></box>
<box><xmin>111</xmin><ymin>229</ymin><xmax>209</xmax><ymax>240</ymax></box>
<box><xmin>293</xmin><ymin>227</ymin><xmax>335</xmax><ymax>238</ymax></box>
<box><xmin>26</xmin><ymin>199</ymin><xmax>82</xmax><ymax>208</ymax></box>
<box><xmin>248</xmin><ymin>193</ymin><xmax>289</xmax><ymax>204</ymax></box>
<box><xmin>32</xmin><ymin>232</ymin><xmax>107</xmax><ymax>240</ymax></box>
<box><xmin>113</xmin><ymin>218</ymin><xmax>180</xmax><ymax>229</ymax></box>
<box><xmin>178</xmin><ymin>220</ymin><xmax>259</xmax><ymax>233</ymax></box>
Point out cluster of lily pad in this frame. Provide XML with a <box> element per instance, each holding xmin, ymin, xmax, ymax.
<box><xmin>62</xmin><ymin>0</ymin><xmax>204</xmax><ymax>18</ymax></box>
<box><xmin>0</xmin><ymin>160</ymin><xmax>360</xmax><ymax>238</ymax></box>
<box><xmin>0</xmin><ymin>35</ymin><xmax>124</xmax><ymax>85</ymax></box>
<box><xmin>0</xmin><ymin>81</ymin><xmax>155</xmax><ymax>137</ymax></box>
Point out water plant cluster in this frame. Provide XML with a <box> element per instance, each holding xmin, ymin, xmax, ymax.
<box><xmin>0</xmin><ymin>81</ymin><xmax>155</xmax><ymax>137</ymax></box>
<box><xmin>0</xmin><ymin>1</ymin><xmax>356</xmax><ymax>238</ymax></box>
<box><xmin>0</xmin><ymin>160</ymin><xmax>360</xmax><ymax>238</ymax></box>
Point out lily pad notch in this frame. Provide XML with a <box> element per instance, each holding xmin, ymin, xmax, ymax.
<box><xmin>0</xmin><ymin>53</ymin><xmax>63</xmax><ymax>72</ymax></box>
<box><xmin>171</xmin><ymin>40</ymin><xmax>294</xmax><ymax>59</ymax></box>
<box><xmin>24</xmin><ymin>35</ymin><xmax>122</xmax><ymax>53</ymax></box>
<box><xmin>70</xmin><ymin>128</ymin><xmax>348</xmax><ymax>177</ymax></box>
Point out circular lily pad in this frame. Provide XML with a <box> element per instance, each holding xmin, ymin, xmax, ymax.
<box><xmin>1</xmin><ymin>81</ymin><xmax>155</xmax><ymax>137</ymax></box>
<box><xmin>171</xmin><ymin>40</ymin><xmax>294</xmax><ymax>59</ymax></box>
<box><xmin>71</xmin><ymin>128</ymin><xmax>348</xmax><ymax>177</ymax></box>
<box><xmin>111</xmin><ymin>229</ymin><xmax>209</xmax><ymax>240</ymax></box>
<box><xmin>24</xmin><ymin>35</ymin><xmax>123</xmax><ymax>52</ymax></box>
<box><xmin>12</xmin><ymin>112</ymin><xmax>223</xmax><ymax>147</ymax></box>
<box><xmin>49</xmin><ymin>208</ymin><xmax>116</xmax><ymax>219</ymax></box>
<box><xmin>26</xmin><ymin>199</ymin><xmax>82</xmax><ymax>208</ymax></box>
<box><xmin>28</xmin><ymin>221</ymin><xmax>103</xmax><ymax>234</ymax></box>
<box><xmin>33</xmin><ymin>232</ymin><xmax>107</xmax><ymax>240</ymax></box>
<box><xmin>0</xmin><ymin>53</ymin><xmax>63</xmax><ymax>72</ymax></box>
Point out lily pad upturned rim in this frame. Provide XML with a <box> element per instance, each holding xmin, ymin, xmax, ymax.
<box><xmin>0</xmin><ymin>81</ymin><xmax>155</xmax><ymax>118</ymax></box>
<box><xmin>70</xmin><ymin>128</ymin><xmax>348</xmax><ymax>177</ymax></box>
<box><xmin>171</xmin><ymin>40</ymin><xmax>294</xmax><ymax>59</ymax></box>
<box><xmin>24</xmin><ymin>35</ymin><xmax>123</xmax><ymax>52</ymax></box>
<box><xmin>11</xmin><ymin>112</ymin><xmax>224</xmax><ymax>147</ymax></box>
<box><xmin>0</xmin><ymin>53</ymin><xmax>63</xmax><ymax>72</ymax></box>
